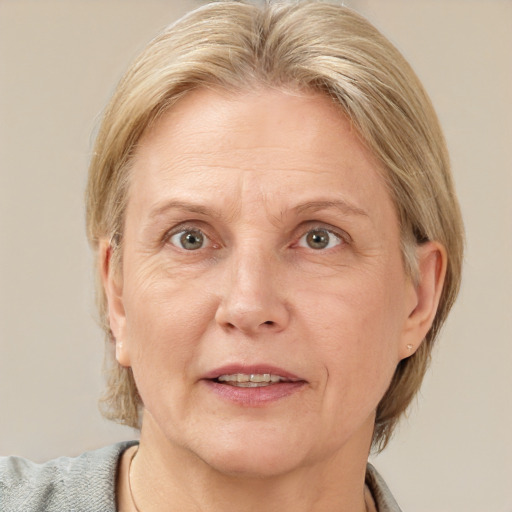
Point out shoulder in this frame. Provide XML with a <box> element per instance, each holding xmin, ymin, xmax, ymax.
<box><xmin>0</xmin><ymin>441</ymin><xmax>138</xmax><ymax>512</ymax></box>
<box><xmin>366</xmin><ymin>463</ymin><xmax>403</xmax><ymax>512</ymax></box>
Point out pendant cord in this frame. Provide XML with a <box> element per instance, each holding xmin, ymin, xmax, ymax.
<box><xmin>127</xmin><ymin>445</ymin><xmax>374</xmax><ymax>512</ymax></box>
<box><xmin>128</xmin><ymin>447</ymin><xmax>142</xmax><ymax>512</ymax></box>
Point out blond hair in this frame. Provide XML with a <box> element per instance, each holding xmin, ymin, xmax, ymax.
<box><xmin>86</xmin><ymin>0</ymin><xmax>464</xmax><ymax>450</ymax></box>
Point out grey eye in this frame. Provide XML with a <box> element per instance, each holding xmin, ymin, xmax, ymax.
<box><xmin>170</xmin><ymin>229</ymin><xmax>207</xmax><ymax>250</ymax></box>
<box><xmin>299</xmin><ymin>229</ymin><xmax>341</xmax><ymax>250</ymax></box>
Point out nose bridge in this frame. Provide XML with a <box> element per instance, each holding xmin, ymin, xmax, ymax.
<box><xmin>216</xmin><ymin>238</ymin><xmax>289</xmax><ymax>333</ymax></box>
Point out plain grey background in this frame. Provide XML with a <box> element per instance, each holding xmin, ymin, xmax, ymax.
<box><xmin>1</xmin><ymin>1</ymin><xmax>511</xmax><ymax>511</ymax></box>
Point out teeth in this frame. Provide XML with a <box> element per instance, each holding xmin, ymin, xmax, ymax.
<box><xmin>217</xmin><ymin>373</ymin><xmax>288</xmax><ymax>386</ymax></box>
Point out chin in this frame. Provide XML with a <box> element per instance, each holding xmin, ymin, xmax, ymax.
<box><xmin>203</xmin><ymin>451</ymin><xmax>301</xmax><ymax>479</ymax></box>
<box><xmin>191</xmin><ymin>430</ymin><xmax>310</xmax><ymax>479</ymax></box>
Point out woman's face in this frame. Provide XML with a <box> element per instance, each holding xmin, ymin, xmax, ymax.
<box><xmin>106</xmin><ymin>87</ymin><xmax>425</xmax><ymax>476</ymax></box>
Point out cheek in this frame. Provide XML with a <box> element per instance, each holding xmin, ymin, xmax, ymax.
<box><xmin>300</xmin><ymin>267</ymin><xmax>406</xmax><ymax>403</ymax></box>
<box><xmin>120</xmin><ymin>269</ymin><xmax>221</xmax><ymax>422</ymax></box>
<box><xmin>121</xmin><ymin>260</ymin><xmax>219</xmax><ymax>376</ymax></box>
<box><xmin>303</xmin><ymin>262</ymin><xmax>406</xmax><ymax>345</ymax></box>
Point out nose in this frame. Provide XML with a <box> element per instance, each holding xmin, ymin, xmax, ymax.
<box><xmin>215</xmin><ymin>248</ymin><xmax>290</xmax><ymax>335</ymax></box>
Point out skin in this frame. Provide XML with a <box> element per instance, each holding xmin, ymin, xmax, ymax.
<box><xmin>103</xmin><ymin>87</ymin><xmax>446</xmax><ymax>512</ymax></box>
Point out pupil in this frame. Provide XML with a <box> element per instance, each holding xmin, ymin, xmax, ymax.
<box><xmin>307</xmin><ymin>230</ymin><xmax>329</xmax><ymax>249</ymax></box>
<box><xmin>181</xmin><ymin>231</ymin><xmax>203</xmax><ymax>250</ymax></box>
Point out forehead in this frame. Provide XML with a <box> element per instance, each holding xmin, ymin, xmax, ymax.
<box><xmin>127</xmin><ymin>87</ymin><xmax>394</xmax><ymax>223</ymax></box>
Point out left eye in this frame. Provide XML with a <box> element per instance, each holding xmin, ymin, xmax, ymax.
<box><xmin>298</xmin><ymin>228</ymin><xmax>342</xmax><ymax>250</ymax></box>
<box><xmin>169</xmin><ymin>229</ymin><xmax>209</xmax><ymax>250</ymax></box>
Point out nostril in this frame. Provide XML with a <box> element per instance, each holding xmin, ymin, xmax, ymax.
<box><xmin>263</xmin><ymin>321</ymin><xmax>274</xmax><ymax>326</ymax></box>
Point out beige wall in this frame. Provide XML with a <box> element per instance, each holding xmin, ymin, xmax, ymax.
<box><xmin>1</xmin><ymin>1</ymin><xmax>510</xmax><ymax>511</ymax></box>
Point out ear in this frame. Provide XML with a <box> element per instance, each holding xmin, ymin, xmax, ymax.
<box><xmin>400</xmin><ymin>241</ymin><xmax>447</xmax><ymax>359</ymax></box>
<box><xmin>99</xmin><ymin>239</ymin><xmax>131</xmax><ymax>367</ymax></box>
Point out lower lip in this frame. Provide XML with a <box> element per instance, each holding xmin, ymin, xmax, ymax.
<box><xmin>203</xmin><ymin>380</ymin><xmax>306</xmax><ymax>406</ymax></box>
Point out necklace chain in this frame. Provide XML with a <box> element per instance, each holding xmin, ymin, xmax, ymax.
<box><xmin>128</xmin><ymin>447</ymin><xmax>142</xmax><ymax>512</ymax></box>
<box><xmin>127</xmin><ymin>446</ymin><xmax>373</xmax><ymax>512</ymax></box>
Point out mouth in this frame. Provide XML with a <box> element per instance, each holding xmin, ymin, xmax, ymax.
<box><xmin>215</xmin><ymin>373</ymin><xmax>296</xmax><ymax>388</ymax></box>
<box><xmin>202</xmin><ymin>365</ymin><xmax>306</xmax><ymax>405</ymax></box>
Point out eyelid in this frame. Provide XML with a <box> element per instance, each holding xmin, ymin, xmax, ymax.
<box><xmin>296</xmin><ymin>222</ymin><xmax>351</xmax><ymax>243</ymax></box>
<box><xmin>163</xmin><ymin>223</ymin><xmax>213</xmax><ymax>249</ymax></box>
<box><xmin>171</xmin><ymin>229</ymin><xmax>210</xmax><ymax>249</ymax></box>
<box><xmin>161</xmin><ymin>221</ymin><xmax>349</xmax><ymax>250</ymax></box>
<box><xmin>297</xmin><ymin>229</ymin><xmax>341</xmax><ymax>250</ymax></box>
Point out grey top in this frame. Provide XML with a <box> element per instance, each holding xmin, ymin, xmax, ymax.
<box><xmin>1</xmin><ymin>441</ymin><xmax>401</xmax><ymax>511</ymax></box>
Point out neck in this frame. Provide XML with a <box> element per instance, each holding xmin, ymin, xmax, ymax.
<box><xmin>126</xmin><ymin>413</ymin><xmax>374</xmax><ymax>512</ymax></box>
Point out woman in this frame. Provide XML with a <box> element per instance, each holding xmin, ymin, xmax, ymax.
<box><xmin>0</xmin><ymin>1</ymin><xmax>463</xmax><ymax>511</ymax></box>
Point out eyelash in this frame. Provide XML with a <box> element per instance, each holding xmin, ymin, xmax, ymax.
<box><xmin>295</xmin><ymin>227</ymin><xmax>345</xmax><ymax>251</ymax></box>
<box><xmin>166</xmin><ymin>225</ymin><xmax>214</xmax><ymax>251</ymax></box>
<box><xmin>164</xmin><ymin>224</ymin><xmax>349</xmax><ymax>252</ymax></box>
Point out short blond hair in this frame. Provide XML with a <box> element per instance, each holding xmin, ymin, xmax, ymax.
<box><xmin>86</xmin><ymin>0</ymin><xmax>464</xmax><ymax>450</ymax></box>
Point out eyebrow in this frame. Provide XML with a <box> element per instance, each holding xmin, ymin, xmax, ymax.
<box><xmin>294</xmin><ymin>200</ymin><xmax>369</xmax><ymax>218</ymax></box>
<box><xmin>146</xmin><ymin>198</ymin><xmax>369</xmax><ymax>223</ymax></box>
<box><xmin>147</xmin><ymin>200</ymin><xmax>235</xmax><ymax>221</ymax></box>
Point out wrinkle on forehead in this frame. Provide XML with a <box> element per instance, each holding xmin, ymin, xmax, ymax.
<box><xmin>127</xmin><ymin>86</ymin><xmax>393</xmax><ymax>234</ymax></box>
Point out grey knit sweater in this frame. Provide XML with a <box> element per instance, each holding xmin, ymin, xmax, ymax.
<box><xmin>0</xmin><ymin>441</ymin><xmax>401</xmax><ymax>511</ymax></box>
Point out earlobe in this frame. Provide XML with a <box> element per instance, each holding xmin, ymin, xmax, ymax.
<box><xmin>400</xmin><ymin>241</ymin><xmax>447</xmax><ymax>359</ymax></box>
<box><xmin>99</xmin><ymin>239</ymin><xmax>130</xmax><ymax>367</ymax></box>
<box><xmin>115</xmin><ymin>340</ymin><xmax>130</xmax><ymax>367</ymax></box>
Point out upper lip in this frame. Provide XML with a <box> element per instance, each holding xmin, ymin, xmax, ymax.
<box><xmin>202</xmin><ymin>364</ymin><xmax>304</xmax><ymax>382</ymax></box>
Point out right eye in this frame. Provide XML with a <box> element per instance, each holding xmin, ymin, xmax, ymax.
<box><xmin>168</xmin><ymin>229</ymin><xmax>209</xmax><ymax>251</ymax></box>
<box><xmin>297</xmin><ymin>228</ymin><xmax>343</xmax><ymax>250</ymax></box>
